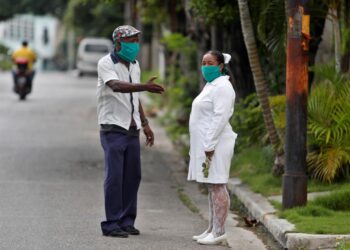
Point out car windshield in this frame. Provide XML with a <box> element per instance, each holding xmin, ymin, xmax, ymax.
<box><xmin>85</xmin><ymin>44</ymin><xmax>109</xmax><ymax>53</ymax></box>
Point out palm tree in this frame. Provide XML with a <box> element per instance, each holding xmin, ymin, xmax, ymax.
<box><xmin>328</xmin><ymin>0</ymin><xmax>342</xmax><ymax>72</ymax></box>
<box><xmin>237</xmin><ymin>0</ymin><xmax>284</xmax><ymax>175</ymax></box>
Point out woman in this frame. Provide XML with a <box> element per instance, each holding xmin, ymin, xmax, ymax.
<box><xmin>188</xmin><ymin>50</ymin><xmax>237</xmax><ymax>245</ymax></box>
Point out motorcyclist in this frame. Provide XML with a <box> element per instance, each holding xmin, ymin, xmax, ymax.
<box><xmin>12</xmin><ymin>40</ymin><xmax>37</xmax><ymax>91</ymax></box>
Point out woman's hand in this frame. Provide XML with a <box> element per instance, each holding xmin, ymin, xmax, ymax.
<box><xmin>143</xmin><ymin>124</ymin><xmax>154</xmax><ymax>146</ymax></box>
<box><xmin>205</xmin><ymin>150</ymin><xmax>214</xmax><ymax>161</ymax></box>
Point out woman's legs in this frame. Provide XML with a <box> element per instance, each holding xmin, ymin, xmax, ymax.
<box><xmin>208</xmin><ymin>184</ymin><xmax>230</xmax><ymax>237</ymax></box>
<box><xmin>206</xmin><ymin>185</ymin><xmax>214</xmax><ymax>233</ymax></box>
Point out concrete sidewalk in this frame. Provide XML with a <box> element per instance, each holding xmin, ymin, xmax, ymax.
<box><xmin>151</xmin><ymin>118</ymin><xmax>269</xmax><ymax>250</ymax></box>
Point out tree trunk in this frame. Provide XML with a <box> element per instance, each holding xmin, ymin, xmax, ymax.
<box><xmin>340</xmin><ymin>0</ymin><xmax>350</xmax><ymax>73</ymax></box>
<box><xmin>227</xmin><ymin>21</ymin><xmax>256</xmax><ymax>99</ymax></box>
<box><xmin>308</xmin><ymin>0</ymin><xmax>327</xmax><ymax>87</ymax></box>
<box><xmin>210</xmin><ymin>24</ymin><xmax>223</xmax><ymax>51</ymax></box>
<box><xmin>330</xmin><ymin>7</ymin><xmax>342</xmax><ymax>73</ymax></box>
<box><xmin>183</xmin><ymin>0</ymin><xmax>210</xmax><ymax>90</ymax></box>
<box><xmin>237</xmin><ymin>0</ymin><xmax>284</xmax><ymax>176</ymax></box>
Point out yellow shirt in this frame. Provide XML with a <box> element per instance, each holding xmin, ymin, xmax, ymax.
<box><xmin>12</xmin><ymin>47</ymin><xmax>37</xmax><ymax>70</ymax></box>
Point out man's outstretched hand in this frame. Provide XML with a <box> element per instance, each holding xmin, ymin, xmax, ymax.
<box><xmin>144</xmin><ymin>76</ymin><xmax>164</xmax><ymax>94</ymax></box>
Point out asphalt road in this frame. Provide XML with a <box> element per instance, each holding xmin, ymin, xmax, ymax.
<box><xmin>0</xmin><ymin>71</ymin><xmax>228</xmax><ymax>250</ymax></box>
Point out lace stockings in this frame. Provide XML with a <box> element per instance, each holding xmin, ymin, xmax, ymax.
<box><xmin>206</xmin><ymin>184</ymin><xmax>230</xmax><ymax>237</ymax></box>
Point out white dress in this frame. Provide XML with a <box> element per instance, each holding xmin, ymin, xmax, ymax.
<box><xmin>187</xmin><ymin>75</ymin><xmax>237</xmax><ymax>184</ymax></box>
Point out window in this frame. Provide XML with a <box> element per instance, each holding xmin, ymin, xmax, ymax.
<box><xmin>84</xmin><ymin>44</ymin><xmax>109</xmax><ymax>53</ymax></box>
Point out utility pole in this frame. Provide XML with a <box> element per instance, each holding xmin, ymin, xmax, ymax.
<box><xmin>283</xmin><ymin>0</ymin><xmax>310</xmax><ymax>209</ymax></box>
<box><xmin>67</xmin><ymin>29</ymin><xmax>75</xmax><ymax>71</ymax></box>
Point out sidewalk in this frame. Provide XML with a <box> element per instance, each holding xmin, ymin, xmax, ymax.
<box><xmin>151</xmin><ymin>118</ymin><xmax>269</xmax><ymax>250</ymax></box>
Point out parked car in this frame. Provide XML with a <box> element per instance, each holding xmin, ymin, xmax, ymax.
<box><xmin>76</xmin><ymin>38</ymin><xmax>113</xmax><ymax>76</ymax></box>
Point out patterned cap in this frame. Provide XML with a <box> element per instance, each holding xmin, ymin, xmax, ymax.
<box><xmin>112</xmin><ymin>25</ymin><xmax>141</xmax><ymax>43</ymax></box>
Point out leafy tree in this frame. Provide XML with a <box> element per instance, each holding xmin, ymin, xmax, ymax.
<box><xmin>237</xmin><ymin>0</ymin><xmax>284</xmax><ymax>176</ymax></box>
<box><xmin>189</xmin><ymin>0</ymin><xmax>256</xmax><ymax>98</ymax></box>
<box><xmin>64</xmin><ymin>0</ymin><xmax>124</xmax><ymax>38</ymax></box>
<box><xmin>189</xmin><ymin>0</ymin><xmax>237</xmax><ymax>25</ymax></box>
<box><xmin>0</xmin><ymin>0</ymin><xmax>69</xmax><ymax>20</ymax></box>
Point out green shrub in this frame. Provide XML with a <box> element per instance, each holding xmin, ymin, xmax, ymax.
<box><xmin>231</xmin><ymin>93</ymin><xmax>286</xmax><ymax>152</ymax></box>
<box><xmin>307</xmin><ymin>65</ymin><xmax>350</xmax><ymax>183</ymax></box>
<box><xmin>0</xmin><ymin>43</ymin><xmax>11</xmax><ymax>70</ymax></box>
<box><xmin>231</xmin><ymin>93</ymin><xmax>265</xmax><ymax>151</ymax></box>
<box><xmin>156</xmin><ymin>33</ymin><xmax>199</xmax><ymax>157</ymax></box>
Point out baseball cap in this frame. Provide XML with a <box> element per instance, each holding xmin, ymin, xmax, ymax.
<box><xmin>112</xmin><ymin>25</ymin><xmax>141</xmax><ymax>43</ymax></box>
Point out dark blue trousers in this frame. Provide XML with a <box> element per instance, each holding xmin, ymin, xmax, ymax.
<box><xmin>100</xmin><ymin>131</ymin><xmax>141</xmax><ymax>235</ymax></box>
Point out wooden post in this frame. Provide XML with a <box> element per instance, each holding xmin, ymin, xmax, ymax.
<box><xmin>282</xmin><ymin>0</ymin><xmax>310</xmax><ymax>209</ymax></box>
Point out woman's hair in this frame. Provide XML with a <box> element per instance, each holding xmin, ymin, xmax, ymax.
<box><xmin>205</xmin><ymin>50</ymin><xmax>229</xmax><ymax>75</ymax></box>
<box><xmin>206</xmin><ymin>50</ymin><xmax>225</xmax><ymax>64</ymax></box>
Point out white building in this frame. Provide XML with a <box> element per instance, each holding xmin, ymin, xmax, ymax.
<box><xmin>0</xmin><ymin>14</ymin><xmax>59</xmax><ymax>70</ymax></box>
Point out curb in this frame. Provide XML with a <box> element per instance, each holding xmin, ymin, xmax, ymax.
<box><xmin>227</xmin><ymin>178</ymin><xmax>350</xmax><ymax>250</ymax></box>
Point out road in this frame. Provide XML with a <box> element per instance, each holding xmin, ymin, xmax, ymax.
<box><xmin>0</xmin><ymin>71</ymin><xmax>228</xmax><ymax>250</ymax></box>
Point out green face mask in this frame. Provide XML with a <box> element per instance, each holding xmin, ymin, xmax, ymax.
<box><xmin>116</xmin><ymin>42</ymin><xmax>140</xmax><ymax>62</ymax></box>
<box><xmin>201</xmin><ymin>65</ymin><xmax>222</xmax><ymax>83</ymax></box>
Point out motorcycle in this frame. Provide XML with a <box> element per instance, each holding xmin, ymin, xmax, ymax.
<box><xmin>13</xmin><ymin>58</ymin><xmax>32</xmax><ymax>100</ymax></box>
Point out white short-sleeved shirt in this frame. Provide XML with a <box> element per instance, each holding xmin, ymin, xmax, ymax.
<box><xmin>97</xmin><ymin>53</ymin><xmax>141</xmax><ymax>130</ymax></box>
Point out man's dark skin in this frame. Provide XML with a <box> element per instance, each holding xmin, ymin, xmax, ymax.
<box><xmin>106</xmin><ymin>34</ymin><xmax>164</xmax><ymax>146</ymax></box>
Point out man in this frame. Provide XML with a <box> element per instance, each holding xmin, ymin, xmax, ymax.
<box><xmin>12</xmin><ymin>41</ymin><xmax>37</xmax><ymax>90</ymax></box>
<box><xmin>97</xmin><ymin>25</ymin><xmax>164</xmax><ymax>238</ymax></box>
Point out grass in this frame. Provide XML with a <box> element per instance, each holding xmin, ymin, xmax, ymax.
<box><xmin>277</xmin><ymin>190</ymin><xmax>350</xmax><ymax>234</ymax></box>
<box><xmin>0</xmin><ymin>57</ymin><xmax>12</xmax><ymax>70</ymax></box>
<box><xmin>230</xmin><ymin>145</ymin><xmax>282</xmax><ymax>196</ymax></box>
<box><xmin>230</xmin><ymin>145</ymin><xmax>350</xmax><ymax>196</ymax></box>
<box><xmin>177</xmin><ymin>187</ymin><xmax>199</xmax><ymax>213</ymax></box>
<box><xmin>232</xmin><ymin>145</ymin><xmax>350</xmax><ymax>235</ymax></box>
<box><xmin>336</xmin><ymin>240</ymin><xmax>350</xmax><ymax>250</ymax></box>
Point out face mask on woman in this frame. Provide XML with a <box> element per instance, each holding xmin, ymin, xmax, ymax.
<box><xmin>201</xmin><ymin>65</ymin><xmax>222</xmax><ymax>83</ymax></box>
<box><xmin>117</xmin><ymin>42</ymin><xmax>140</xmax><ymax>62</ymax></box>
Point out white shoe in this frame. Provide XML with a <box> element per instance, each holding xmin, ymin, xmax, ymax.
<box><xmin>197</xmin><ymin>233</ymin><xmax>227</xmax><ymax>245</ymax></box>
<box><xmin>192</xmin><ymin>230</ymin><xmax>210</xmax><ymax>241</ymax></box>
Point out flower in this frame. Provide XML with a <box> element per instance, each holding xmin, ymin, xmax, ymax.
<box><xmin>202</xmin><ymin>157</ymin><xmax>211</xmax><ymax>178</ymax></box>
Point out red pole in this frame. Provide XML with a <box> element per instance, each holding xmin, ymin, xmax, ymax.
<box><xmin>282</xmin><ymin>0</ymin><xmax>310</xmax><ymax>209</ymax></box>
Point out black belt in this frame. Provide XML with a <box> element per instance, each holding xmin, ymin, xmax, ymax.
<box><xmin>100</xmin><ymin>124</ymin><xmax>139</xmax><ymax>136</ymax></box>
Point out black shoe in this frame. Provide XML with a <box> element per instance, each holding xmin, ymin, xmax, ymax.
<box><xmin>103</xmin><ymin>228</ymin><xmax>129</xmax><ymax>238</ymax></box>
<box><xmin>121</xmin><ymin>225</ymin><xmax>140</xmax><ymax>235</ymax></box>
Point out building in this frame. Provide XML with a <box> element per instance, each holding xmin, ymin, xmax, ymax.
<box><xmin>0</xmin><ymin>14</ymin><xmax>59</xmax><ymax>70</ymax></box>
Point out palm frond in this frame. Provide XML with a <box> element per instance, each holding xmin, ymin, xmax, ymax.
<box><xmin>308</xmin><ymin>145</ymin><xmax>350</xmax><ymax>183</ymax></box>
<box><xmin>257</xmin><ymin>0</ymin><xmax>286</xmax><ymax>61</ymax></box>
<box><xmin>307</xmin><ymin>68</ymin><xmax>350</xmax><ymax>182</ymax></box>
<box><xmin>310</xmin><ymin>64</ymin><xmax>349</xmax><ymax>86</ymax></box>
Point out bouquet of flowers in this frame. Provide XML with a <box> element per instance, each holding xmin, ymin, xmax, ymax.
<box><xmin>202</xmin><ymin>156</ymin><xmax>211</xmax><ymax>178</ymax></box>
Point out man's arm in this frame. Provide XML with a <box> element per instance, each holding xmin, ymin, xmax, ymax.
<box><xmin>106</xmin><ymin>80</ymin><xmax>147</xmax><ymax>93</ymax></box>
<box><xmin>106</xmin><ymin>76</ymin><xmax>164</xmax><ymax>94</ymax></box>
<box><xmin>139</xmin><ymin>100</ymin><xmax>148</xmax><ymax>126</ymax></box>
<box><xmin>139</xmin><ymin>100</ymin><xmax>154</xmax><ymax>147</ymax></box>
